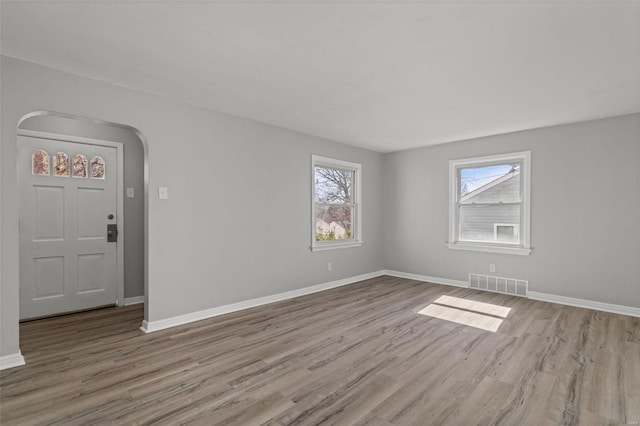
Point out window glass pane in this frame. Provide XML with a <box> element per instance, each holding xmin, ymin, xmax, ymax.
<box><xmin>53</xmin><ymin>152</ymin><xmax>70</xmax><ymax>177</ymax></box>
<box><xmin>460</xmin><ymin>163</ymin><xmax>520</xmax><ymax>203</ymax></box>
<box><xmin>496</xmin><ymin>225</ymin><xmax>519</xmax><ymax>243</ymax></box>
<box><xmin>314</xmin><ymin>167</ymin><xmax>353</xmax><ymax>204</ymax></box>
<box><xmin>33</xmin><ymin>150</ymin><xmax>50</xmax><ymax>176</ymax></box>
<box><xmin>315</xmin><ymin>205</ymin><xmax>352</xmax><ymax>241</ymax></box>
<box><xmin>459</xmin><ymin>204</ymin><xmax>520</xmax><ymax>243</ymax></box>
<box><xmin>90</xmin><ymin>156</ymin><xmax>105</xmax><ymax>179</ymax></box>
<box><xmin>72</xmin><ymin>154</ymin><xmax>88</xmax><ymax>178</ymax></box>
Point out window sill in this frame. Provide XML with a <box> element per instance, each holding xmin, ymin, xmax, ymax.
<box><xmin>446</xmin><ymin>242</ymin><xmax>532</xmax><ymax>256</ymax></box>
<box><xmin>311</xmin><ymin>241</ymin><xmax>363</xmax><ymax>252</ymax></box>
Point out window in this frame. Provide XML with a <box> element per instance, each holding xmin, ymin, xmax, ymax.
<box><xmin>72</xmin><ymin>154</ymin><xmax>88</xmax><ymax>178</ymax></box>
<box><xmin>30</xmin><ymin>150</ymin><xmax>104</xmax><ymax>179</ymax></box>
<box><xmin>90</xmin><ymin>156</ymin><xmax>105</xmax><ymax>179</ymax></box>
<box><xmin>53</xmin><ymin>152</ymin><xmax>70</xmax><ymax>177</ymax></box>
<box><xmin>448</xmin><ymin>151</ymin><xmax>531</xmax><ymax>255</ymax></box>
<box><xmin>32</xmin><ymin>150</ymin><xmax>50</xmax><ymax>175</ymax></box>
<box><xmin>494</xmin><ymin>224</ymin><xmax>519</xmax><ymax>243</ymax></box>
<box><xmin>311</xmin><ymin>155</ymin><xmax>362</xmax><ymax>251</ymax></box>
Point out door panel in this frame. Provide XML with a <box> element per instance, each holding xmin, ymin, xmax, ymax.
<box><xmin>34</xmin><ymin>186</ymin><xmax>65</xmax><ymax>240</ymax></box>
<box><xmin>19</xmin><ymin>135</ymin><xmax>118</xmax><ymax>319</ymax></box>
<box><xmin>77</xmin><ymin>253</ymin><xmax>107</xmax><ymax>293</ymax></box>
<box><xmin>77</xmin><ymin>187</ymin><xmax>105</xmax><ymax>239</ymax></box>
<box><xmin>33</xmin><ymin>256</ymin><xmax>65</xmax><ymax>299</ymax></box>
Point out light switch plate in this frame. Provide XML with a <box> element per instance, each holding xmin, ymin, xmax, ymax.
<box><xmin>159</xmin><ymin>187</ymin><xmax>168</xmax><ymax>200</ymax></box>
<box><xmin>127</xmin><ymin>187</ymin><xmax>135</xmax><ymax>198</ymax></box>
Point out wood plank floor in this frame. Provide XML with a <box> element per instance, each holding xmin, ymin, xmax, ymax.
<box><xmin>1</xmin><ymin>276</ymin><xmax>638</xmax><ymax>425</ymax></box>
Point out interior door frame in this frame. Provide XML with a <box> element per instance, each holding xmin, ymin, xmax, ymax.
<box><xmin>17</xmin><ymin>129</ymin><xmax>126</xmax><ymax>307</ymax></box>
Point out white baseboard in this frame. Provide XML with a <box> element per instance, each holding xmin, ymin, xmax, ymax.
<box><xmin>140</xmin><ymin>270</ymin><xmax>386</xmax><ymax>333</ymax></box>
<box><xmin>382</xmin><ymin>269</ymin><xmax>468</xmax><ymax>288</ymax></box>
<box><xmin>529</xmin><ymin>291</ymin><xmax>640</xmax><ymax>318</ymax></box>
<box><xmin>124</xmin><ymin>296</ymin><xmax>145</xmax><ymax>306</ymax></box>
<box><xmin>139</xmin><ymin>269</ymin><xmax>640</xmax><ymax>334</ymax></box>
<box><xmin>0</xmin><ymin>351</ymin><xmax>25</xmax><ymax>370</ymax></box>
<box><xmin>384</xmin><ymin>270</ymin><xmax>639</xmax><ymax>318</ymax></box>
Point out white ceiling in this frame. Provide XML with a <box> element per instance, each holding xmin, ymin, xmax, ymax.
<box><xmin>2</xmin><ymin>1</ymin><xmax>639</xmax><ymax>152</ymax></box>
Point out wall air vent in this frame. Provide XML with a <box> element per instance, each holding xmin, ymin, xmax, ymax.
<box><xmin>469</xmin><ymin>273</ymin><xmax>528</xmax><ymax>297</ymax></box>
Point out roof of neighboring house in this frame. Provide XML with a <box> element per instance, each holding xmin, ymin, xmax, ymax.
<box><xmin>461</xmin><ymin>169</ymin><xmax>520</xmax><ymax>203</ymax></box>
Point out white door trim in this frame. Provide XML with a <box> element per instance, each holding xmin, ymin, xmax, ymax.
<box><xmin>17</xmin><ymin>129</ymin><xmax>126</xmax><ymax>307</ymax></box>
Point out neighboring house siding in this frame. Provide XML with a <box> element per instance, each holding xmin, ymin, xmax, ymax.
<box><xmin>464</xmin><ymin>172</ymin><xmax>520</xmax><ymax>203</ymax></box>
<box><xmin>460</xmin><ymin>172</ymin><xmax>520</xmax><ymax>241</ymax></box>
<box><xmin>459</xmin><ymin>204</ymin><xmax>520</xmax><ymax>241</ymax></box>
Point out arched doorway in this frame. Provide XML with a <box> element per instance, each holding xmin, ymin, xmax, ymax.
<box><xmin>16</xmin><ymin>111</ymin><xmax>148</xmax><ymax>324</ymax></box>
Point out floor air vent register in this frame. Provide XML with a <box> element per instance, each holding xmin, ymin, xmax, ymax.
<box><xmin>469</xmin><ymin>273</ymin><xmax>528</xmax><ymax>297</ymax></box>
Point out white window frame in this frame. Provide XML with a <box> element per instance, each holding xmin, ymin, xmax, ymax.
<box><xmin>311</xmin><ymin>155</ymin><xmax>362</xmax><ymax>252</ymax></box>
<box><xmin>447</xmin><ymin>151</ymin><xmax>532</xmax><ymax>256</ymax></box>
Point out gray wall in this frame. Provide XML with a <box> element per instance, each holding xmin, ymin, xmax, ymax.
<box><xmin>1</xmin><ymin>56</ymin><xmax>385</xmax><ymax>357</ymax></box>
<box><xmin>19</xmin><ymin>115</ymin><xmax>145</xmax><ymax>299</ymax></box>
<box><xmin>2</xmin><ymin>54</ymin><xmax>637</xmax><ymax>361</ymax></box>
<box><xmin>383</xmin><ymin>113</ymin><xmax>640</xmax><ymax>308</ymax></box>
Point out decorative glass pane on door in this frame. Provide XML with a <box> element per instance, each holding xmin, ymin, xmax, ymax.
<box><xmin>53</xmin><ymin>152</ymin><xmax>70</xmax><ymax>177</ymax></box>
<box><xmin>32</xmin><ymin>150</ymin><xmax>50</xmax><ymax>176</ymax></box>
<box><xmin>72</xmin><ymin>154</ymin><xmax>88</xmax><ymax>178</ymax></box>
<box><xmin>90</xmin><ymin>156</ymin><xmax>105</xmax><ymax>179</ymax></box>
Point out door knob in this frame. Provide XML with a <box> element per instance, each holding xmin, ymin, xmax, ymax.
<box><xmin>108</xmin><ymin>214</ymin><xmax>114</xmax><ymax>220</ymax></box>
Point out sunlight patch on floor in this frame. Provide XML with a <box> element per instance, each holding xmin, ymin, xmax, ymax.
<box><xmin>418</xmin><ymin>296</ymin><xmax>511</xmax><ymax>332</ymax></box>
<box><xmin>433</xmin><ymin>295</ymin><xmax>511</xmax><ymax>318</ymax></box>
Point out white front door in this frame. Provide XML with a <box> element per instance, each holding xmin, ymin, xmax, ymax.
<box><xmin>18</xmin><ymin>135</ymin><xmax>119</xmax><ymax>319</ymax></box>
